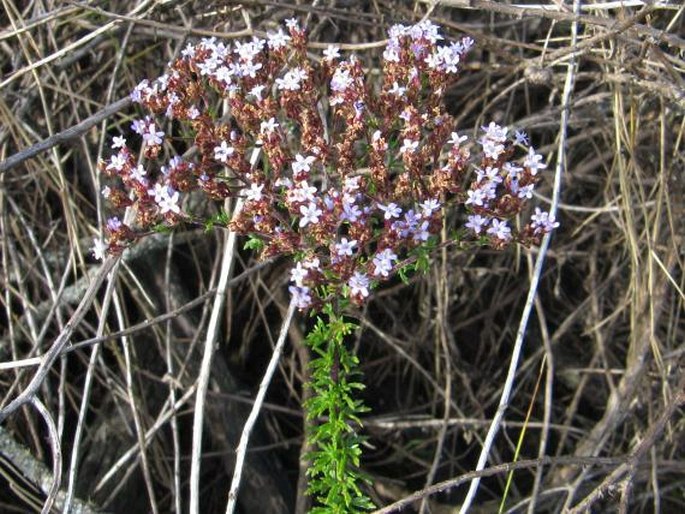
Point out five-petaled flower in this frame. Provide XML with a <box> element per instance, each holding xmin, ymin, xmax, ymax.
<box><xmin>299</xmin><ymin>202</ymin><xmax>323</xmax><ymax>227</ymax></box>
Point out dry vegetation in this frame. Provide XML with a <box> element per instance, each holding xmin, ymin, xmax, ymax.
<box><xmin>0</xmin><ymin>1</ymin><xmax>684</xmax><ymax>513</ymax></box>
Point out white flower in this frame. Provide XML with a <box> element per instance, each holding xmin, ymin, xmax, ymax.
<box><xmin>249</xmin><ymin>85</ymin><xmax>266</xmax><ymax>101</ymax></box>
<box><xmin>481</xmin><ymin>122</ymin><xmax>508</xmax><ymax>143</ymax></box>
<box><xmin>112</xmin><ymin>135</ymin><xmax>127</xmax><ymax>149</ymax></box>
<box><xmin>158</xmin><ymin>187</ymin><xmax>181</xmax><ymax>214</ymax></box>
<box><xmin>107</xmin><ymin>154</ymin><xmax>126</xmax><ymax>172</ymax></box>
<box><xmin>388</xmin><ymin>82</ymin><xmax>406</xmax><ymax>96</ymax></box>
<box><xmin>276</xmin><ymin>67</ymin><xmax>306</xmax><ymax>91</ymax></box>
<box><xmin>245</xmin><ymin>182</ymin><xmax>264</xmax><ymax>202</ymax></box>
<box><xmin>299</xmin><ymin>202</ymin><xmax>323</xmax><ymax>227</ymax></box>
<box><xmin>524</xmin><ymin>147</ymin><xmax>547</xmax><ymax>175</ymax></box>
<box><xmin>419</xmin><ymin>198</ymin><xmax>440</xmax><ymax>217</ymax></box>
<box><xmin>214</xmin><ymin>141</ymin><xmax>235</xmax><ymax>162</ymax></box>
<box><xmin>400</xmin><ymin>138</ymin><xmax>419</xmax><ymax>154</ymax></box>
<box><xmin>91</xmin><ymin>238</ymin><xmax>108</xmax><ymax>260</ymax></box>
<box><xmin>267</xmin><ymin>28</ymin><xmax>291</xmax><ymax>50</ymax></box>
<box><xmin>130</xmin><ymin>165</ymin><xmax>147</xmax><ymax>183</ymax></box>
<box><xmin>465</xmin><ymin>188</ymin><xmax>486</xmax><ymax>207</ymax></box>
<box><xmin>334</xmin><ymin>237</ymin><xmax>357</xmax><ymax>258</ymax></box>
<box><xmin>448</xmin><ymin>132</ymin><xmax>467</xmax><ymax>146</ymax></box>
<box><xmin>292</xmin><ymin>154</ymin><xmax>316</xmax><ymax>175</ymax></box>
<box><xmin>323</xmin><ymin>45</ymin><xmax>340</xmax><ymax>60</ymax></box>
<box><xmin>290</xmin><ymin>262</ymin><xmax>308</xmax><ymax>287</ymax></box>
<box><xmin>288</xmin><ymin>181</ymin><xmax>317</xmax><ymax>203</ymax></box>
<box><xmin>260</xmin><ymin>117</ymin><xmax>279</xmax><ymax>135</ymax></box>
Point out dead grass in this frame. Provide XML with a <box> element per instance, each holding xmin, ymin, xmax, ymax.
<box><xmin>0</xmin><ymin>1</ymin><xmax>683</xmax><ymax>513</ymax></box>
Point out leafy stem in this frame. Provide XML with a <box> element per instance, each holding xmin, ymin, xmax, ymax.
<box><xmin>304</xmin><ymin>307</ymin><xmax>374</xmax><ymax>513</ymax></box>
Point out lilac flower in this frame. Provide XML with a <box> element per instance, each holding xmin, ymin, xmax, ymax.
<box><xmin>465</xmin><ymin>188</ymin><xmax>487</xmax><ymax>207</ymax></box>
<box><xmin>106</xmin><ymin>217</ymin><xmax>122</xmax><ymax>231</ymax></box>
<box><xmin>392</xmin><ymin>209</ymin><xmax>421</xmax><ymax>238</ymax></box>
<box><xmin>372</xmin><ymin>249</ymin><xmax>398</xmax><ymax>277</ymax></box>
<box><xmin>341</xmin><ymin>201</ymin><xmax>362</xmax><ymax>223</ymax></box>
<box><xmin>334</xmin><ymin>238</ymin><xmax>357</xmax><ymax>258</ymax></box>
<box><xmin>465</xmin><ymin>214</ymin><xmax>489</xmax><ymax>235</ymax></box>
<box><xmin>142</xmin><ymin>124</ymin><xmax>163</xmax><ymax>147</ymax></box>
<box><xmin>331</xmin><ymin>67</ymin><xmax>353</xmax><ymax>92</ymax></box>
<box><xmin>377</xmin><ymin>203</ymin><xmax>401</xmax><ymax>220</ymax></box>
<box><xmin>92</xmin><ymin>238</ymin><xmax>108</xmax><ymax>260</ymax></box>
<box><xmin>299</xmin><ymin>202</ymin><xmax>323</xmax><ymax>227</ymax></box>
<box><xmin>503</xmin><ymin>162</ymin><xmax>523</xmax><ymax>180</ymax></box>
<box><xmin>487</xmin><ymin>219</ymin><xmax>511</xmax><ymax>241</ymax></box>
<box><xmin>517</xmin><ymin>184</ymin><xmax>534</xmax><ymax>200</ymax></box>
<box><xmin>101</xmin><ymin>186</ymin><xmax>111</xmax><ymax>199</ymax></box>
<box><xmin>131</xmin><ymin>118</ymin><xmax>147</xmax><ymax>135</ymax></box>
<box><xmin>214</xmin><ymin>141</ymin><xmax>235</xmax><ymax>162</ymax></box>
<box><xmin>413</xmin><ymin>220</ymin><xmax>431</xmax><ymax>242</ymax></box>
<box><xmin>524</xmin><ymin>147</ymin><xmax>547</xmax><ymax>175</ymax></box>
<box><xmin>481</xmin><ymin>181</ymin><xmax>498</xmax><ymax>201</ymax></box>
<box><xmin>530</xmin><ymin>207</ymin><xmax>560</xmax><ymax>234</ymax></box>
<box><xmin>289</xmin><ymin>285</ymin><xmax>312</xmax><ymax>309</ymax></box>
<box><xmin>515</xmin><ymin>130</ymin><xmax>529</xmax><ymax>146</ymax></box>
<box><xmin>348</xmin><ymin>271</ymin><xmax>370</xmax><ymax>298</ymax></box>
<box><xmin>130</xmin><ymin>80</ymin><xmax>150</xmax><ymax>103</ymax></box>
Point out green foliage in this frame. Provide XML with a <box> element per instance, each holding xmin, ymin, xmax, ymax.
<box><xmin>304</xmin><ymin>307</ymin><xmax>374</xmax><ymax>513</ymax></box>
<box><xmin>204</xmin><ymin>209</ymin><xmax>231</xmax><ymax>232</ymax></box>
<box><xmin>243</xmin><ymin>234</ymin><xmax>265</xmax><ymax>252</ymax></box>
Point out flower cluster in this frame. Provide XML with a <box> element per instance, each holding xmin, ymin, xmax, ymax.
<box><xmin>95</xmin><ymin>19</ymin><xmax>558</xmax><ymax>310</ymax></box>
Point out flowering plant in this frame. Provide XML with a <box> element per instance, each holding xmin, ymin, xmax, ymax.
<box><xmin>94</xmin><ymin>18</ymin><xmax>558</xmax><ymax>511</ymax></box>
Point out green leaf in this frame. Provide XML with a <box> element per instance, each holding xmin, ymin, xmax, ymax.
<box><xmin>243</xmin><ymin>235</ymin><xmax>264</xmax><ymax>251</ymax></box>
